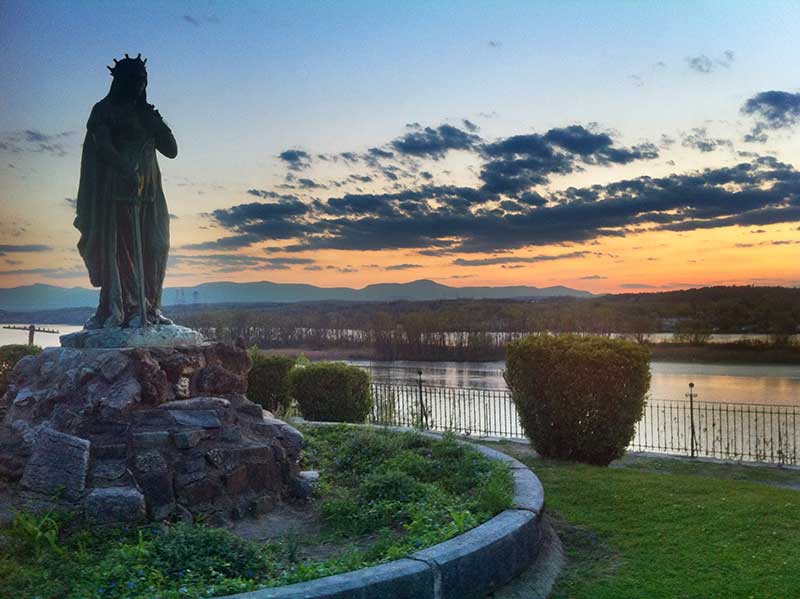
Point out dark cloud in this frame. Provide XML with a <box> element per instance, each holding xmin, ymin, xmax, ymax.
<box><xmin>384</xmin><ymin>263</ymin><xmax>421</xmax><ymax>270</ymax></box>
<box><xmin>487</xmin><ymin>40</ymin><xmax>502</xmax><ymax>48</ymax></box>
<box><xmin>391</xmin><ymin>124</ymin><xmax>481</xmax><ymax>159</ymax></box>
<box><xmin>296</xmin><ymin>178</ymin><xmax>326</xmax><ymax>189</ymax></box>
<box><xmin>170</xmin><ymin>253</ymin><xmax>314</xmax><ymax>272</ymax></box>
<box><xmin>579</xmin><ymin>275</ymin><xmax>607</xmax><ymax>280</ymax></box>
<box><xmin>181</xmin><ymin>234</ymin><xmax>262</xmax><ymax>250</ymax></box>
<box><xmin>0</xmin><ymin>266</ymin><xmax>84</xmax><ymax>278</ymax></box>
<box><xmin>209</xmin><ymin>156</ymin><xmax>800</xmax><ymax>255</ymax></box>
<box><xmin>452</xmin><ymin>251</ymin><xmax>597</xmax><ymax>267</ymax></box>
<box><xmin>367</xmin><ymin>147</ymin><xmax>394</xmax><ymax>159</ymax></box>
<box><xmin>278</xmin><ymin>149</ymin><xmax>312</xmax><ymax>170</ymax></box>
<box><xmin>0</xmin><ymin>130</ymin><xmax>73</xmax><ymax>157</ymax></box>
<box><xmin>741</xmin><ymin>91</ymin><xmax>800</xmax><ymax>143</ymax></box>
<box><xmin>681</xmin><ymin>128</ymin><xmax>732</xmax><ymax>153</ymax></box>
<box><xmin>479</xmin><ymin>125</ymin><xmax>658</xmax><ymax>196</ymax></box>
<box><xmin>0</xmin><ymin>244</ymin><xmax>52</xmax><ymax>254</ymax></box>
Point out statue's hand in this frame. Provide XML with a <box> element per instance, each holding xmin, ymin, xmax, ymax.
<box><xmin>143</xmin><ymin>103</ymin><xmax>166</xmax><ymax>132</ymax></box>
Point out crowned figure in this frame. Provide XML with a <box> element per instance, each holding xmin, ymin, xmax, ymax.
<box><xmin>74</xmin><ymin>54</ymin><xmax>177</xmax><ymax>329</ymax></box>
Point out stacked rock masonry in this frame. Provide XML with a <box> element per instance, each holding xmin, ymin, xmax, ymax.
<box><xmin>0</xmin><ymin>343</ymin><xmax>304</xmax><ymax>526</ymax></box>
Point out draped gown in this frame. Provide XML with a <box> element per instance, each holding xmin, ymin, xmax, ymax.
<box><xmin>74</xmin><ymin>97</ymin><xmax>176</xmax><ymax>328</ymax></box>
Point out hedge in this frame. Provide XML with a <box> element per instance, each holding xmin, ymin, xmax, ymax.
<box><xmin>247</xmin><ymin>351</ymin><xmax>296</xmax><ymax>414</ymax></box>
<box><xmin>288</xmin><ymin>362</ymin><xmax>373</xmax><ymax>423</ymax></box>
<box><xmin>505</xmin><ymin>334</ymin><xmax>650</xmax><ymax>466</ymax></box>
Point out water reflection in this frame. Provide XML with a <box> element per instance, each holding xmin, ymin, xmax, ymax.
<box><xmin>350</xmin><ymin>359</ymin><xmax>800</xmax><ymax>406</ymax></box>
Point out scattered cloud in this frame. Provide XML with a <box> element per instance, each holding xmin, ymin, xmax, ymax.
<box><xmin>0</xmin><ymin>130</ymin><xmax>74</xmax><ymax>157</ymax></box>
<box><xmin>0</xmin><ymin>266</ymin><xmax>84</xmax><ymax>278</ymax></box>
<box><xmin>741</xmin><ymin>90</ymin><xmax>800</xmax><ymax>143</ymax></box>
<box><xmin>579</xmin><ymin>274</ymin><xmax>607</xmax><ymax>280</ymax></box>
<box><xmin>681</xmin><ymin>128</ymin><xmax>733</xmax><ymax>153</ymax></box>
<box><xmin>169</xmin><ymin>253</ymin><xmax>315</xmax><ymax>272</ymax></box>
<box><xmin>687</xmin><ymin>50</ymin><xmax>734</xmax><ymax>74</ymax></box>
<box><xmin>0</xmin><ymin>244</ymin><xmax>52</xmax><ymax>255</ymax></box>
<box><xmin>452</xmin><ymin>251</ymin><xmax>599</xmax><ymax>267</ymax></box>
<box><xmin>391</xmin><ymin>123</ymin><xmax>481</xmax><ymax>159</ymax></box>
<box><xmin>384</xmin><ymin>263</ymin><xmax>422</xmax><ymax>270</ymax></box>
<box><xmin>620</xmin><ymin>283</ymin><xmax>658</xmax><ymax>289</ymax></box>
<box><xmin>278</xmin><ymin>149</ymin><xmax>312</xmax><ymax>170</ymax></box>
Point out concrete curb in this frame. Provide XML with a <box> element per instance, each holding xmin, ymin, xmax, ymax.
<box><xmin>220</xmin><ymin>423</ymin><xmax>544</xmax><ymax>599</ymax></box>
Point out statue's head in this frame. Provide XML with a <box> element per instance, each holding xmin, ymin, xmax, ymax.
<box><xmin>107</xmin><ymin>53</ymin><xmax>148</xmax><ymax>101</ymax></box>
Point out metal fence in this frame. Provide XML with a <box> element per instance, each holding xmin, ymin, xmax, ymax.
<box><xmin>368</xmin><ymin>382</ymin><xmax>800</xmax><ymax>466</ymax></box>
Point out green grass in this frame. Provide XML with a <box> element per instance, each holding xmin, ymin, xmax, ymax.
<box><xmin>0</xmin><ymin>427</ymin><xmax>512</xmax><ymax>599</ymax></box>
<box><xmin>490</xmin><ymin>442</ymin><xmax>800</xmax><ymax>599</ymax></box>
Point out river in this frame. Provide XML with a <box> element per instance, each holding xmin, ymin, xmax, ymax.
<box><xmin>349</xmin><ymin>359</ymin><xmax>800</xmax><ymax>406</ymax></box>
<box><xmin>3</xmin><ymin>323</ymin><xmax>798</xmax><ymax>406</ymax></box>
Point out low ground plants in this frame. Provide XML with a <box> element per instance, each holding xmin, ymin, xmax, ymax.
<box><xmin>0</xmin><ymin>344</ymin><xmax>42</xmax><ymax>396</ymax></box>
<box><xmin>0</xmin><ymin>426</ymin><xmax>512</xmax><ymax>599</ymax></box>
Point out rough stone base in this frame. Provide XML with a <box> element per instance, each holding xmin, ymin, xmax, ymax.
<box><xmin>60</xmin><ymin>324</ymin><xmax>204</xmax><ymax>349</ymax></box>
<box><xmin>0</xmin><ymin>343</ymin><xmax>303</xmax><ymax>526</ymax></box>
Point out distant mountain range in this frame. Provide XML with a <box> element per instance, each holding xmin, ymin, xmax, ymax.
<box><xmin>0</xmin><ymin>280</ymin><xmax>592</xmax><ymax>312</ymax></box>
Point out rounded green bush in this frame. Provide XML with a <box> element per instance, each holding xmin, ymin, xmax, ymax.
<box><xmin>289</xmin><ymin>362</ymin><xmax>373</xmax><ymax>423</ymax></box>
<box><xmin>505</xmin><ymin>334</ymin><xmax>651</xmax><ymax>466</ymax></box>
<box><xmin>247</xmin><ymin>351</ymin><xmax>296</xmax><ymax>413</ymax></box>
<box><xmin>0</xmin><ymin>344</ymin><xmax>42</xmax><ymax>398</ymax></box>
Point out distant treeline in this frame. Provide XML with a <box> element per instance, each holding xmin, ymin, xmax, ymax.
<box><xmin>174</xmin><ymin>286</ymin><xmax>800</xmax><ymax>361</ymax></box>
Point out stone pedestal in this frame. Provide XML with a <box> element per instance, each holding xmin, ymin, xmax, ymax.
<box><xmin>0</xmin><ymin>343</ymin><xmax>303</xmax><ymax>526</ymax></box>
<box><xmin>60</xmin><ymin>324</ymin><xmax>204</xmax><ymax>349</ymax></box>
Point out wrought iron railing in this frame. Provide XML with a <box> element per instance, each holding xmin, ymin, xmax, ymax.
<box><xmin>368</xmin><ymin>382</ymin><xmax>800</xmax><ymax>466</ymax></box>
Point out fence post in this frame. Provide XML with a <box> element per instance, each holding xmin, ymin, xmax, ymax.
<box><xmin>417</xmin><ymin>369</ymin><xmax>428</xmax><ymax>430</ymax></box>
<box><xmin>687</xmin><ymin>382</ymin><xmax>696</xmax><ymax>458</ymax></box>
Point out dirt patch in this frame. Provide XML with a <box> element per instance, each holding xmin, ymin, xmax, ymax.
<box><xmin>230</xmin><ymin>500</ymin><xmax>405</xmax><ymax>562</ymax></box>
<box><xmin>232</xmin><ymin>502</ymin><xmax>323</xmax><ymax>543</ymax></box>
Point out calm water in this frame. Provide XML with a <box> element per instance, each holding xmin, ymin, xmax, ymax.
<box><xmin>349</xmin><ymin>359</ymin><xmax>800</xmax><ymax>406</ymax></box>
<box><xmin>3</xmin><ymin>324</ymin><xmax>798</xmax><ymax>406</ymax></box>
<box><xmin>0</xmin><ymin>324</ymin><xmax>83</xmax><ymax>348</ymax></box>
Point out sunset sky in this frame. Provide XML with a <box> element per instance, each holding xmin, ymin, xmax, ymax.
<box><xmin>1</xmin><ymin>1</ymin><xmax>799</xmax><ymax>294</ymax></box>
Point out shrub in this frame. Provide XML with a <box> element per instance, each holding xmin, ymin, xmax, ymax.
<box><xmin>247</xmin><ymin>350</ymin><xmax>296</xmax><ymax>414</ymax></box>
<box><xmin>0</xmin><ymin>344</ymin><xmax>42</xmax><ymax>398</ymax></box>
<box><xmin>505</xmin><ymin>334</ymin><xmax>651</xmax><ymax>466</ymax></box>
<box><xmin>289</xmin><ymin>362</ymin><xmax>373</xmax><ymax>423</ymax></box>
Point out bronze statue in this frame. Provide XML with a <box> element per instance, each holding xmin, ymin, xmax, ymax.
<box><xmin>74</xmin><ymin>54</ymin><xmax>177</xmax><ymax>329</ymax></box>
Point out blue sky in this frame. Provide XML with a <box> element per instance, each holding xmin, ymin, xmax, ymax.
<box><xmin>1</xmin><ymin>1</ymin><xmax>799</xmax><ymax>291</ymax></box>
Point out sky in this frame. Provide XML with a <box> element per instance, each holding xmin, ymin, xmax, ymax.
<box><xmin>1</xmin><ymin>0</ymin><xmax>799</xmax><ymax>294</ymax></box>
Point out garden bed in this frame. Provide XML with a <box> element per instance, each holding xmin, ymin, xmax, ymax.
<box><xmin>0</xmin><ymin>426</ymin><xmax>515</xmax><ymax>599</ymax></box>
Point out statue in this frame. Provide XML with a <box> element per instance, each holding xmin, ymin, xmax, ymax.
<box><xmin>74</xmin><ymin>53</ymin><xmax>177</xmax><ymax>329</ymax></box>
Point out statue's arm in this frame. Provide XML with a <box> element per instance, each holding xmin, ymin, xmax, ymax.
<box><xmin>145</xmin><ymin>106</ymin><xmax>178</xmax><ymax>159</ymax></box>
<box><xmin>155</xmin><ymin>122</ymin><xmax>178</xmax><ymax>159</ymax></box>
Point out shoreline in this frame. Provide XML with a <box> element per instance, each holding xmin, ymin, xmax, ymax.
<box><xmin>259</xmin><ymin>344</ymin><xmax>800</xmax><ymax>366</ymax></box>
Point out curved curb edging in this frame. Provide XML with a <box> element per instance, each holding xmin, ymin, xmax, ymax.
<box><xmin>221</xmin><ymin>424</ymin><xmax>544</xmax><ymax>599</ymax></box>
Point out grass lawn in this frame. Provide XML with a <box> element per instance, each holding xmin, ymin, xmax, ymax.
<box><xmin>490</xmin><ymin>442</ymin><xmax>800</xmax><ymax>599</ymax></box>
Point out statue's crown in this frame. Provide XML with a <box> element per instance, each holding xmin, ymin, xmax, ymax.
<box><xmin>107</xmin><ymin>53</ymin><xmax>147</xmax><ymax>77</ymax></box>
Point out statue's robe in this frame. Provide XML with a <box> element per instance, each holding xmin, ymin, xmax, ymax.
<box><xmin>75</xmin><ymin>97</ymin><xmax>173</xmax><ymax>328</ymax></box>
